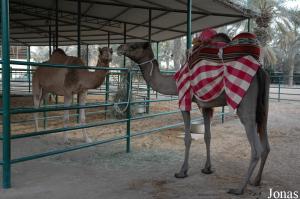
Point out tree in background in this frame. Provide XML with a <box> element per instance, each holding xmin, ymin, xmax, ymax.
<box><xmin>231</xmin><ymin>0</ymin><xmax>300</xmax><ymax>85</ymax></box>
<box><xmin>274</xmin><ymin>7</ymin><xmax>300</xmax><ymax>85</ymax></box>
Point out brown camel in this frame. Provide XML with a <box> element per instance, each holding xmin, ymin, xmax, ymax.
<box><xmin>32</xmin><ymin>47</ymin><xmax>113</xmax><ymax>143</ymax></box>
<box><xmin>117</xmin><ymin>41</ymin><xmax>270</xmax><ymax>195</ymax></box>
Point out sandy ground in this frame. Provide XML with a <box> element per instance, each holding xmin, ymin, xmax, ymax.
<box><xmin>0</xmin><ymin>99</ymin><xmax>299</xmax><ymax>199</ymax></box>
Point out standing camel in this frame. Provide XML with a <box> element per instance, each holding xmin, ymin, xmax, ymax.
<box><xmin>32</xmin><ymin>47</ymin><xmax>113</xmax><ymax>143</ymax></box>
<box><xmin>117</xmin><ymin>40</ymin><xmax>270</xmax><ymax>195</ymax></box>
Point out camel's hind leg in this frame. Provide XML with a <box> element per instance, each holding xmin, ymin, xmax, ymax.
<box><xmin>78</xmin><ymin>91</ymin><xmax>92</xmax><ymax>143</ymax></box>
<box><xmin>228</xmin><ymin>98</ymin><xmax>262</xmax><ymax>195</ymax></box>
<box><xmin>252</xmin><ymin>117</ymin><xmax>270</xmax><ymax>186</ymax></box>
<box><xmin>33</xmin><ymin>84</ymin><xmax>43</xmax><ymax>132</ymax></box>
<box><xmin>175</xmin><ymin>111</ymin><xmax>191</xmax><ymax>178</ymax></box>
<box><xmin>201</xmin><ymin>107</ymin><xmax>213</xmax><ymax>174</ymax></box>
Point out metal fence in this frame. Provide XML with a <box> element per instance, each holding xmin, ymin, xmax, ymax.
<box><xmin>2</xmin><ymin>59</ymin><xmax>300</xmax><ymax>188</ymax></box>
<box><xmin>0</xmin><ymin>60</ymin><xmax>229</xmax><ymax>188</ymax></box>
<box><xmin>269</xmin><ymin>74</ymin><xmax>300</xmax><ymax>102</ymax></box>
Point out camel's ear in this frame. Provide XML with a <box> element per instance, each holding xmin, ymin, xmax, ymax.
<box><xmin>98</xmin><ymin>47</ymin><xmax>102</xmax><ymax>54</ymax></box>
<box><xmin>143</xmin><ymin>42</ymin><xmax>150</xmax><ymax>49</ymax></box>
<box><xmin>109</xmin><ymin>48</ymin><xmax>113</xmax><ymax>54</ymax></box>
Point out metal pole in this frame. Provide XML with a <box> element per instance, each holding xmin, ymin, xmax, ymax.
<box><xmin>123</xmin><ymin>23</ymin><xmax>126</xmax><ymax>66</ymax></box>
<box><xmin>221</xmin><ymin>106</ymin><xmax>225</xmax><ymax>123</ymax></box>
<box><xmin>86</xmin><ymin>44</ymin><xmax>89</xmax><ymax>65</ymax></box>
<box><xmin>48</xmin><ymin>23</ymin><xmax>52</xmax><ymax>58</ymax></box>
<box><xmin>2</xmin><ymin>0</ymin><xmax>12</xmax><ymax>188</ymax></box>
<box><xmin>77</xmin><ymin>0</ymin><xmax>81</xmax><ymax>58</ymax></box>
<box><xmin>43</xmin><ymin>100</ymin><xmax>48</xmax><ymax>129</ymax></box>
<box><xmin>52</xmin><ymin>33</ymin><xmax>55</xmax><ymax>50</ymax></box>
<box><xmin>27</xmin><ymin>46</ymin><xmax>31</xmax><ymax>93</ymax></box>
<box><xmin>146</xmin><ymin>9</ymin><xmax>152</xmax><ymax>114</ymax></box>
<box><xmin>187</xmin><ymin>0</ymin><xmax>192</xmax><ymax>49</ymax></box>
<box><xmin>156</xmin><ymin>41</ymin><xmax>159</xmax><ymax>99</ymax></box>
<box><xmin>55</xmin><ymin>0</ymin><xmax>58</xmax><ymax>49</ymax></box>
<box><xmin>76</xmin><ymin>0</ymin><xmax>81</xmax><ymax>123</ymax></box>
<box><xmin>247</xmin><ymin>18</ymin><xmax>250</xmax><ymax>32</ymax></box>
<box><xmin>108</xmin><ymin>32</ymin><xmax>110</xmax><ymax>48</ymax></box>
<box><xmin>105</xmin><ymin>32</ymin><xmax>110</xmax><ymax>119</ymax></box>
<box><xmin>126</xmin><ymin>71</ymin><xmax>132</xmax><ymax>153</ymax></box>
<box><xmin>278</xmin><ymin>75</ymin><xmax>281</xmax><ymax>102</ymax></box>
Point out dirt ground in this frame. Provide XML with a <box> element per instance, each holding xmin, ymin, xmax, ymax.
<box><xmin>0</xmin><ymin>99</ymin><xmax>299</xmax><ymax>199</ymax></box>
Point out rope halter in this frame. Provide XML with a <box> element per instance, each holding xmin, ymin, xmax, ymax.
<box><xmin>138</xmin><ymin>58</ymin><xmax>155</xmax><ymax>76</ymax></box>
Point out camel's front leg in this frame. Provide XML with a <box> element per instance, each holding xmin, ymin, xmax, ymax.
<box><xmin>78</xmin><ymin>92</ymin><xmax>92</xmax><ymax>143</ymax></box>
<box><xmin>201</xmin><ymin>108</ymin><xmax>213</xmax><ymax>174</ymax></box>
<box><xmin>175</xmin><ymin>111</ymin><xmax>191</xmax><ymax>178</ymax></box>
<box><xmin>63</xmin><ymin>95</ymin><xmax>72</xmax><ymax>143</ymax></box>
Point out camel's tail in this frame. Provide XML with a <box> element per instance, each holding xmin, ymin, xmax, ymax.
<box><xmin>256</xmin><ymin>68</ymin><xmax>270</xmax><ymax>137</ymax></box>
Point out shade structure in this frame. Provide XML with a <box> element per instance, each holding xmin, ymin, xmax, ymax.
<box><xmin>8</xmin><ymin>0</ymin><xmax>257</xmax><ymax>46</ymax></box>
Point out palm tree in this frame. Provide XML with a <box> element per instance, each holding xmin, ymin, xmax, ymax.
<box><xmin>273</xmin><ymin>7</ymin><xmax>300</xmax><ymax>85</ymax></box>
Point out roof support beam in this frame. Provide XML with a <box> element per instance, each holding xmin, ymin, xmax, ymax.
<box><xmin>10</xmin><ymin>1</ymin><xmax>185</xmax><ymax>34</ymax></box>
<box><xmin>187</xmin><ymin>0</ymin><xmax>192</xmax><ymax>49</ymax></box>
<box><xmin>55</xmin><ymin>0</ymin><xmax>58</xmax><ymax>48</ymax></box>
<box><xmin>10</xmin><ymin>2</ymin><xmax>154</xmax><ymax>42</ymax></box>
<box><xmin>77</xmin><ymin>0</ymin><xmax>81</xmax><ymax>57</ymax></box>
<box><xmin>68</xmin><ymin>0</ymin><xmax>247</xmax><ymax>17</ymax></box>
<box><xmin>10</xmin><ymin>16</ymin><xmax>82</xmax><ymax>44</ymax></box>
<box><xmin>142</xmin><ymin>14</ymin><xmax>207</xmax><ymax>38</ymax></box>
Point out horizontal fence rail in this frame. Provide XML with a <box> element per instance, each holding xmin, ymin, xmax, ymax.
<box><xmin>0</xmin><ymin>59</ymin><xmax>231</xmax><ymax>188</ymax></box>
<box><xmin>2</xmin><ymin>58</ymin><xmax>299</xmax><ymax>188</ymax></box>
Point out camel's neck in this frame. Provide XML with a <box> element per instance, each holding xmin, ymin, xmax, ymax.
<box><xmin>80</xmin><ymin>60</ymin><xmax>109</xmax><ymax>89</ymax></box>
<box><xmin>136</xmin><ymin>55</ymin><xmax>178</xmax><ymax>96</ymax></box>
<box><xmin>97</xmin><ymin>59</ymin><xmax>110</xmax><ymax>67</ymax></box>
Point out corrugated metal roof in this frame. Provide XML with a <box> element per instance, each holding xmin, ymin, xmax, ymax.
<box><xmin>8</xmin><ymin>0</ymin><xmax>256</xmax><ymax>46</ymax></box>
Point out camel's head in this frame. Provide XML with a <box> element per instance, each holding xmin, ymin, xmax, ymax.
<box><xmin>117</xmin><ymin>42</ymin><xmax>152</xmax><ymax>63</ymax></box>
<box><xmin>98</xmin><ymin>47</ymin><xmax>113</xmax><ymax>65</ymax></box>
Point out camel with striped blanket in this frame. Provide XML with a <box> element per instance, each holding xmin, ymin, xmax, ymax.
<box><xmin>32</xmin><ymin>47</ymin><xmax>112</xmax><ymax>143</ymax></box>
<box><xmin>117</xmin><ymin>37</ymin><xmax>270</xmax><ymax>195</ymax></box>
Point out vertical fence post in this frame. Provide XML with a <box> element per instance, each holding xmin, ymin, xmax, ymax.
<box><xmin>146</xmin><ymin>9</ymin><xmax>152</xmax><ymax>114</ymax></box>
<box><xmin>43</xmin><ymin>100</ymin><xmax>47</xmax><ymax>129</ymax></box>
<box><xmin>105</xmin><ymin>32</ymin><xmax>110</xmax><ymax>119</ymax></box>
<box><xmin>76</xmin><ymin>0</ymin><xmax>81</xmax><ymax>123</ymax></box>
<box><xmin>156</xmin><ymin>42</ymin><xmax>159</xmax><ymax>101</ymax></box>
<box><xmin>278</xmin><ymin>75</ymin><xmax>281</xmax><ymax>102</ymax></box>
<box><xmin>48</xmin><ymin>23</ymin><xmax>52</xmax><ymax>58</ymax></box>
<box><xmin>126</xmin><ymin>70</ymin><xmax>132</xmax><ymax>153</ymax></box>
<box><xmin>2</xmin><ymin>0</ymin><xmax>12</xmax><ymax>188</ymax></box>
<box><xmin>221</xmin><ymin>106</ymin><xmax>225</xmax><ymax>123</ymax></box>
<box><xmin>186</xmin><ymin>0</ymin><xmax>192</xmax><ymax>49</ymax></box>
<box><xmin>86</xmin><ymin>44</ymin><xmax>89</xmax><ymax>65</ymax></box>
<box><xmin>55</xmin><ymin>0</ymin><xmax>58</xmax><ymax>49</ymax></box>
<box><xmin>247</xmin><ymin>18</ymin><xmax>250</xmax><ymax>32</ymax></box>
<box><xmin>27</xmin><ymin>46</ymin><xmax>31</xmax><ymax>93</ymax></box>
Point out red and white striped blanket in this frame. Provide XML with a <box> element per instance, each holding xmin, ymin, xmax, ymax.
<box><xmin>174</xmin><ymin>55</ymin><xmax>261</xmax><ymax>111</ymax></box>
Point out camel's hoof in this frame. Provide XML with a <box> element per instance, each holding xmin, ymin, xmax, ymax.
<box><xmin>227</xmin><ymin>188</ymin><xmax>244</xmax><ymax>195</ymax></box>
<box><xmin>201</xmin><ymin>168</ymin><xmax>213</xmax><ymax>174</ymax></box>
<box><xmin>250</xmin><ymin>178</ymin><xmax>261</xmax><ymax>186</ymax></box>
<box><xmin>174</xmin><ymin>171</ymin><xmax>188</xmax><ymax>178</ymax></box>
<box><xmin>64</xmin><ymin>138</ymin><xmax>71</xmax><ymax>145</ymax></box>
<box><xmin>85</xmin><ymin>137</ymin><xmax>93</xmax><ymax>143</ymax></box>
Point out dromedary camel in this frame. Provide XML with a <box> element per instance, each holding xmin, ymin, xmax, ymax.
<box><xmin>117</xmin><ymin>40</ymin><xmax>270</xmax><ymax>195</ymax></box>
<box><xmin>32</xmin><ymin>47</ymin><xmax>113</xmax><ymax>143</ymax></box>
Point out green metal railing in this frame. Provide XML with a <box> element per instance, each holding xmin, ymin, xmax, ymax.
<box><xmin>0</xmin><ymin>0</ymin><xmax>248</xmax><ymax>188</ymax></box>
<box><xmin>269</xmin><ymin>74</ymin><xmax>300</xmax><ymax>102</ymax></box>
<box><xmin>0</xmin><ymin>58</ymin><xmax>229</xmax><ymax>188</ymax></box>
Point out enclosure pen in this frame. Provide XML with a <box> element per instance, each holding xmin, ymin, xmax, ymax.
<box><xmin>1</xmin><ymin>0</ymin><xmax>281</xmax><ymax>190</ymax></box>
<box><xmin>1</xmin><ymin>57</ymin><xmax>229</xmax><ymax>188</ymax></box>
